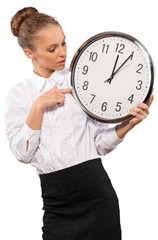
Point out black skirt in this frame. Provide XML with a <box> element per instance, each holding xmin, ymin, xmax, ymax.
<box><xmin>39</xmin><ymin>158</ymin><xmax>122</xmax><ymax>240</ymax></box>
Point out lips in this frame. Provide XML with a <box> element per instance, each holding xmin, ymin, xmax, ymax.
<box><xmin>58</xmin><ymin>59</ymin><xmax>65</xmax><ymax>64</ymax></box>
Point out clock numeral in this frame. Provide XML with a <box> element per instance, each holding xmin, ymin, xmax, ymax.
<box><xmin>102</xmin><ymin>44</ymin><xmax>109</xmax><ymax>53</ymax></box>
<box><xmin>82</xmin><ymin>81</ymin><xmax>89</xmax><ymax>90</ymax></box>
<box><xmin>90</xmin><ymin>94</ymin><xmax>96</xmax><ymax>103</ymax></box>
<box><xmin>82</xmin><ymin>65</ymin><xmax>89</xmax><ymax>75</ymax></box>
<box><xmin>136</xmin><ymin>80</ymin><xmax>143</xmax><ymax>90</ymax></box>
<box><xmin>89</xmin><ymin>51</ymin><xmax>98</xmax><ymax>62</ymax></box>
<box><xmin>136</xmin><ymin>64</ymin><xmax>143</xmax><ymax>74</ymax></box>
<box><xmin>101</xmin><ymin>102</ymin><xmax>107</xmax><ymax>112</ymax></box>
<box><xmin>115</xmin><ymin>43</ymin><xmax>125</xmax><ymax>54</ymax></box>
<box><xmin>128</xmin><ymin>94</ymin><xmax>134</xmax><ymax>104</ymax></box>
<box><xmin>115</xmin><ymin>102</ymin><xmax>122</xmax><ymax>112</ymax></box>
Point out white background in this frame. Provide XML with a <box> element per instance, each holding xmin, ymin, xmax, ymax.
<box><xmin>0</xmin><ymin>0</ymin><xmax>157</xmax><ymax>239</ymax></box>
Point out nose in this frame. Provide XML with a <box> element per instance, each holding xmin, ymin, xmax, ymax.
<box><xmin>58</xmin><ymin>45</ymin><xmax>66</xmax><ymax>57</ymax></box>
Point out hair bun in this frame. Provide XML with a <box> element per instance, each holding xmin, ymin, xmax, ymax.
<box><xmin>11</xmin><ymin>7</ymin><xmax>38</xmax><ymax>37</ymax></box>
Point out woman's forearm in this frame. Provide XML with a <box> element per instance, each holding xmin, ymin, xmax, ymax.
<box><xmin>116</xmin><ymin>121</ymin><xmax>133</xmax><ymax>139</ymax></box>
<box><xmin>26</xmin><ymin>100</ymin><xmax>44</xmax><ymax>130</ymax></box>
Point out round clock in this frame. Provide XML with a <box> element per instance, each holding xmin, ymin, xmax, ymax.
<box><xmin>70</xmin><ymin>31</ymin><xmax>154</xmax><ymax>123</ymax></box>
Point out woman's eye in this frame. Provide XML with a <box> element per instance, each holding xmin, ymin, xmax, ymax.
<box><xmin>48</xmin><ymin>48</ymin><xmax>55</xmax><ymax>52</ymax></box>
<box><xmin>47</xmin><ymin>42</ymin><xmax>66</xmax><ymax>52</ymax></box>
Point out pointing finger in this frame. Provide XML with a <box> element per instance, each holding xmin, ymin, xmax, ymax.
<box><xmin>60</xmin><ymin>87</ymin><xmax>72</xmax><ymax>94</ymax></box>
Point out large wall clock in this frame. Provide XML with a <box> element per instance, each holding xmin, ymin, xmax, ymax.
<box><xmin>70</xmin><ymin>31</ymin><xmax>154</xmax><ymax>123</ymax></box>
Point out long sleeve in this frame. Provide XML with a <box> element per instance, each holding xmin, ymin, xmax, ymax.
<box><xmin>4</xmin><ymin>69</ymin><xmax>124</xmax><ymax>174</ymax></box>
<box><xmin>94</xmin><ymin>124</ymin><xmax>123</xmax><ymax>155</ymax></box>
<box><xmin>4</xmin><ymin>83</ymin><xmax>41</xmax><ymax>163</ymax></box>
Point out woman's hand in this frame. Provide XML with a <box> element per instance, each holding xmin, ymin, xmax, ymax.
<box><xmin>128</xmin><ymin>94</ymin><xmax>154</xmax><ymax>127</ymax></box>
<box><xmin>26</xmin><ymin>86</ymin><xmax>72</xmax><ymax>130</ymax></box>
<box><xmin>116</xmin><ymin>94</ymin><xmax>154</xmax><ymax>139</ymax></box>
<box><xmin>37</xmin><ymin>85</ymin><xmax>72</xmax><ymax>111</ymax></box>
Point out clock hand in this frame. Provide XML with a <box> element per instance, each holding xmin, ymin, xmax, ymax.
<box><xmin>104</xmin><ymin>52</ymin><xmax>134</xmax><ymax>84</ymax></box>
<box><xmin>104</xmin><ymin>54</ymin><xmax>119</xmax><ymax>83</ymax></box>
<box><xmin>113</xmin><ymin>52</ymin><xmax>134</xmax><ymax>76</ymax></box>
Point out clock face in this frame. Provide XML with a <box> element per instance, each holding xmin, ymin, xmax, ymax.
<box><xmin>70</xmin><ymin>32</ymin><xmax>154</xmax><ymax>123</ymax></box>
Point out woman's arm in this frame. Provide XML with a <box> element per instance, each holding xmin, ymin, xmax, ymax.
<box><xmin>4</xmin><ymin>84</ymin><xmax>41</xmax><ymax>163</ymax></box>
<box><xmin>4</xmin><ymin>84</ymin><xmax>72</xmax><ymax>163</ymax></box>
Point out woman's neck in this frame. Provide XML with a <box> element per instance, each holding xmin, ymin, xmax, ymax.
<box><xmin>32</xmin><ymin>61</ymin><xmax>55</xmax><ymax>78</ymax></box>
<box><xmin>33</xmin><ymin>68</ymin><xmax>55</xmax><ymax>78</ymax></box>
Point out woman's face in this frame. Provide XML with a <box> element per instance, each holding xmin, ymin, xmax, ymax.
<box><xmin>29</xmin><ymin>25</ymin><xmax>67</xmax><ymax>76</ymax></box>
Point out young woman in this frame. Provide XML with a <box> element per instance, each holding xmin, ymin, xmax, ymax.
<box><xmin>5</xmin><ymin>6</ymin><xmax>153</xmax><ymax>240</ymax></box>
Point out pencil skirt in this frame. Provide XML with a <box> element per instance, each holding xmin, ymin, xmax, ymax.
<box><xmin>39</xmin><ymin>158</ymin><xmax>122</xmax><ymax>240</ymax></box>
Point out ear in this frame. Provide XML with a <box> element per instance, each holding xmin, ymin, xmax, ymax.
<box><xmin>23</xmin><ymin>48</ymin><xmax>33</xmax><ymax>59</ymax></box>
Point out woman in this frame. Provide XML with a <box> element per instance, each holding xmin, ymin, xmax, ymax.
<box><xmin>5</xmin><ymin>6</ymin><xmax>153</xmax><ymax>240</ymax></box>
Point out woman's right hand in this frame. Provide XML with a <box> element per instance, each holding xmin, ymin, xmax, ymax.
<box><xmin>26</xmin><ymin>86</ymin><xmax>72</xmax><ymax>130</ymax></box>
<box><xmin>36</xmin><ymin>85</ymin><xmax>72</xmax><ymax>110</ymax></box>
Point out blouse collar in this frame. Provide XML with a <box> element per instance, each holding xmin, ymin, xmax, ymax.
<box><xmin>31</xmin><ymin>67</ymin><xmax>69</xmax><ymax>92</ymax></box>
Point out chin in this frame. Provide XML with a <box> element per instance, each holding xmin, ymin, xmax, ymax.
<box><xmin>56</xmin><ymin>65</ymin><xmax>65</xmax><ymax>70</ymax></box>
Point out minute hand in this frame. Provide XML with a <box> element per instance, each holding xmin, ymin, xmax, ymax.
<box><xmin>113</xmin><ymin>52</ymin><xmax>134</xmax><ymax>76</ymax></box>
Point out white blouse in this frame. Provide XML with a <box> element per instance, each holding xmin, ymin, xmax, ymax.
<box><xmin>4</xmin><ymin>68</ymin><xmax>123</xmax><ymax>174</ymax></box>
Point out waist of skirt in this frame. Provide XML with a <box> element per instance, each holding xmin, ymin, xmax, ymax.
<box><xmin>39</xmin><ymin>158</ymin><xmax>112</xmax><ymax>198</ymax></box>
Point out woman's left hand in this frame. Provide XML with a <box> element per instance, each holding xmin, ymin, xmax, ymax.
<box><xmin>116</xmin><ymin>94</ymin><xmax>154</xmax><ymax>139</ymax></box>
<box><xmin>128</xmin><ymin>94</ymin><xmax>154</xmax><ymax>127</ymax></box>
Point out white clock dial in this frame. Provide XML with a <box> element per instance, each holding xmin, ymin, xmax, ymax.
<box><xmin>70</xmin><ymin>32</ymin><xmax>154</xmax><ymax>123</ymax></box>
